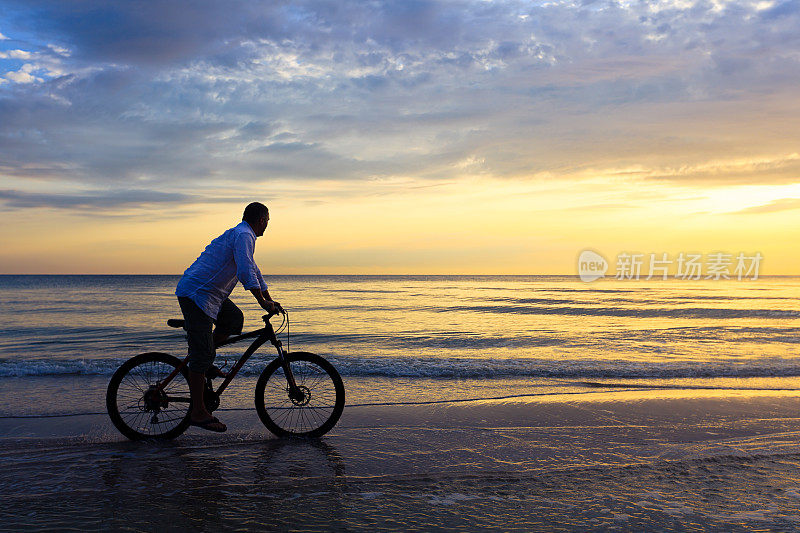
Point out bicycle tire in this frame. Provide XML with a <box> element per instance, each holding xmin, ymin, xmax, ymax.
<box><xmin>106</xmin><ymin>352</ymin><xmax>192</xmax><ymax>440</ymax></box>
<box><xmin>254</xmin><ymin>352</ymin><xmax>345</xmax><ymax>438</ymax></box>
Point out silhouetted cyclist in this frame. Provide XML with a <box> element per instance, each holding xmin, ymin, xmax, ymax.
<box><xmin>175</xmin><ymin>202</ymin><xmax>280</xmax><ymax>432</ymax></box>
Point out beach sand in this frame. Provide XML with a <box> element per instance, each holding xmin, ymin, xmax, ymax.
<box><xmin>4</xmin><ymin>379</ymin><xmax>800</xmax><ymax>530</ymax></box>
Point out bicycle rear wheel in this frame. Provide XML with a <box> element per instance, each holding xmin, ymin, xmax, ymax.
<box><xmin>254</xmin><ymin>352</ymin><xmax>345</xmax><ymax>438</ymax></box>
<box><xmin>106</xmin><ymin>352</ymin><xmax>192</xmax><ymax>440</ymax></box>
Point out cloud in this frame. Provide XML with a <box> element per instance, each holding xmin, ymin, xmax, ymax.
<box><xmin>734</xmin><ymin>198</ymin><xmax>800</xmax><ymax>214</ymax></box>
<box><xmin>761</xmin><ymin>0</ymin><xmax>800</xmax><ymax>19</ymax></box>
<box><xmin>0</xmin><ymin>31</ymin><xmax>7</xmax><ymax>40</ymax></box>
<box><xmin>46</xmin><ymin>43</ymin><xmax>69</xmax><ymax>56</ymax></box>
<box><xmin>1</xmin><ymin>0</ymin><xmax>799</xmax><ymax>211</ymax></box>
<box><xmin>0</xmin><ymin>188</ymin><xmax>196</xmax><ymax>209</ymax></box>
<box><xmin>0</xmin><ymin>49</ymin><xmax>32</xmax><ymax>59</ymax></box>
<box><xmin>2</xmin><ymin>0</ymin><xmax>249</xmax><ymax>66</ymax></box>
<box><xmin>627</xmin><ymin>153</ymin><xmax>800</xmax><ymax>184</ymax></box>
<box><xmin>0</xmin><ymin>46</ymin><xmax>70</xmax><ymax>84</ymax></box>
<box><xmin>4</xmin><ymin>63</ymin><xmax>42</xmax><ymax>83</ymax></box>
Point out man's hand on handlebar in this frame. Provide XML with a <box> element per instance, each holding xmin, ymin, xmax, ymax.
<box><xmin>250</xmin><ymin>288</ymin><xmax>283</xmax><ymax>315</ymax></box>
<box><xmin>260</xmin><ymin>299</ymin><xmax>283</xmax><ymax>314</ymax></box>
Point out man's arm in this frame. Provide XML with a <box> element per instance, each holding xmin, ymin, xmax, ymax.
<box><xmin>254</xmin><ymin>264</ymin><xmax>272</xmax><ymax>300</ymax></box>
<box><xmin>234</xmin><ymin>233</ymin><xmax>280</xmax><ymax>312</ymax></box>
<box><xmin>250</xmin><ymin>288</ymin><xmax>281</xmax><ymax>313</ymax></box>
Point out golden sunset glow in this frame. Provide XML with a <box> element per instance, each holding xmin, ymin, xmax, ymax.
<box><xmin>2</xmin><ymin>168</ymin><xmax>798</xmax><ymax>274</ymax></box>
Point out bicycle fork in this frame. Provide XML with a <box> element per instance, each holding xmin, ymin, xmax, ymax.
<box><xmin>276</xmin><ymin>343</ymin><xmax>304</xmax><ymax>402</ymax></box>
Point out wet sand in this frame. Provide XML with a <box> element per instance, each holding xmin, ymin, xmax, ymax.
<box><xmin>4</xmin><ymin>383</ymin><xmax>800</xmax><ymax>530</ymax></box>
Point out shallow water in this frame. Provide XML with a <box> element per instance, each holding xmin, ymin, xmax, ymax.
<box><xmin>5</xmin><ymin>395</ymin><xmax>800</xmax><ymax>531</ymax></box>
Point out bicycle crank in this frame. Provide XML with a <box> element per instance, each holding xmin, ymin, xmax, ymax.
<box><xmin>204</xmin><ymin>381</ymin><xmax>220</xmax><ymax>412</ymax></box>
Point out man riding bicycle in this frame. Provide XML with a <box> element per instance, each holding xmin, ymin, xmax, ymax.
<box><xmin>175</xmin><ymin>202</ymin><xmax>280</xmax><ymax>432</ymax></box>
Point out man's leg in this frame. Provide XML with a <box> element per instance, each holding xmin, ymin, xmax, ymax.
<box><xmin>212</xmin><ymin>298</ymin><xmax>244</xmax><ymax>352</ymax></box>
<box><xmin>212</xmin><ymin>329</ymin><xmax>229</xmax><ymax>348</ymax></box>
<box><xmin>178</xmin><ymin>297</ymin><xmax>226</xmax><ymax>431</ymax></box>
<box><xmin>188</xmin><ymin>370</ymin><xmax>212</xmax><ymax>419</ymax></box>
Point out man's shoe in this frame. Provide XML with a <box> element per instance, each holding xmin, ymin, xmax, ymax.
<box><xmin>189</xmin><ymin>416</ymin><xmax>227</xmax><ymax>433</ymax></box>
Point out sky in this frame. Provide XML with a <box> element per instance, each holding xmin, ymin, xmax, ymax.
<box><xmin>0</xmin><ymin>0</ymin><xmax>799</xmax><ymax>274</ymax></box>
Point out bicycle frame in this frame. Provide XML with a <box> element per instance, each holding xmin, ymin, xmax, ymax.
<box><xmin>157</xmin><ymin>312</ymin><xmax>300</xmax><ymax>397</ymax></box>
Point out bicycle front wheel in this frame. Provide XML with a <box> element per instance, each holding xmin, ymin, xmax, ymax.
<box><xmin>106</xmin><ymin>352</ymin><xmax>192</xmax><ymax>440</ymax></box>
<box><xmin>254</xmin><ymin>352</ymin><xmax>345</xmax><ymax>438</ymax></box>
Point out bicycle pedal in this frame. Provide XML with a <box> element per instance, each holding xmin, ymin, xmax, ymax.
<box><xmin>205</xmin><ymin>364</ymin><xmax>227</xmax><ymax>379</ymax></box>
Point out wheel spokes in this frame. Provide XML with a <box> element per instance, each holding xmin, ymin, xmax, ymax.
<box><xmin>115</xmin><ymin>359</ymin><xmax>190</xmax><ymax>436</ymax></box>
<box><xmin>260</xmin><ymin>359</ymin><xmax>339</xmax><ymax>434</ymax></box>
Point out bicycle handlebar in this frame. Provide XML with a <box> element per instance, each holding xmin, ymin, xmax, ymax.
<box><xmin>262</xmin><ymin>306</ymin><xmax>286</xmax><ymax>323</ymax></box>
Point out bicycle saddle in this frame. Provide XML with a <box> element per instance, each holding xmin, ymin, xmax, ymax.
<box><xmin>167</xmin><ymin>319</ymin><xmax>185</xmax><ymax>328</ymax></box>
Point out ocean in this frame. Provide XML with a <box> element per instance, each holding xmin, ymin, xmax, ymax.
<box><xmin>3</xmin><ymin>275</ymin><xmax>800</xmax><ymax>530</ymax></box>
<box><xmin>1</xmin><ymin>274</ymin><xmax>799</xmax><ymax>383</ymax></box>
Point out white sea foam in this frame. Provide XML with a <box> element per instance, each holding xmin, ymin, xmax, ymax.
<box><xmin>4</xmin><ymin>355</ymin><xmax>800</xmax><ymax>379</ymax></box>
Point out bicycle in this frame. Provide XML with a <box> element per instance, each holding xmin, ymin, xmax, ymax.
<box><xmin>106</xmin><ymin>309</ymin><xmax>345</xmax><ymax>440</ymax></box>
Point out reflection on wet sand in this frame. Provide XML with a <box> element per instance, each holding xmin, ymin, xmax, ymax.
<box><xmin>6</xmin><ymin>395</ymin><xmax>800</xmax><ymax>530</ymax></box>
<box><xmin>2</xmin><ymin>436</ymin><xmax>347</xmax><ymax>531</ymax></box>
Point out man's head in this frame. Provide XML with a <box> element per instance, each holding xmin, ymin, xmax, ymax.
<box><xmin>243</xmin><ymin>202</ymin><xmax>270</xmax><ymax>237</ymax></box>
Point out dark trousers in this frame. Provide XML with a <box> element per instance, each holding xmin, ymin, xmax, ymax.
<box><xmin>177</xmin><ymin>297</ymin><xmax>244</xmax><ymax>373</ymax></box>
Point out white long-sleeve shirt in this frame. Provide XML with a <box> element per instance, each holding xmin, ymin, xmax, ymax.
<box><xmin>175</xmin><ymin>221</ymin><xmax>268</xmax><ymax>319</ymax></box>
